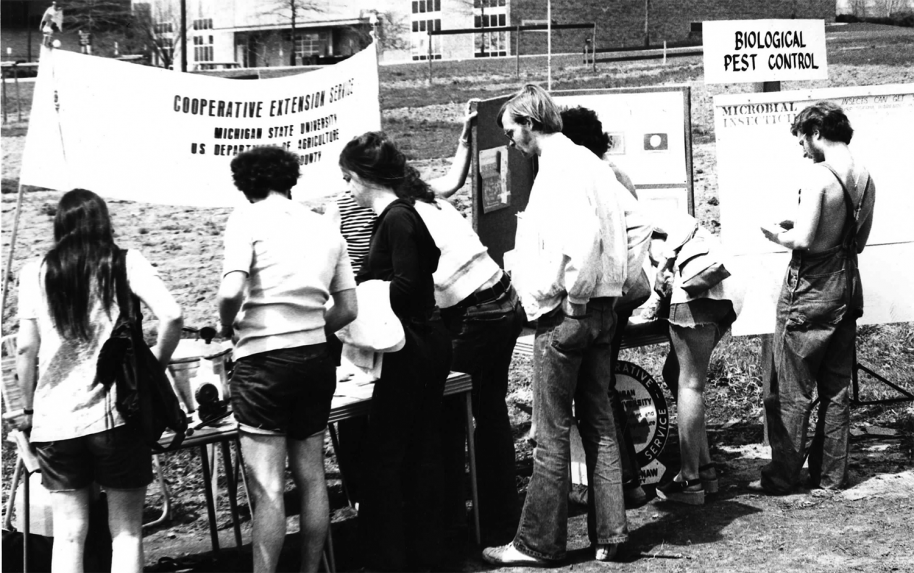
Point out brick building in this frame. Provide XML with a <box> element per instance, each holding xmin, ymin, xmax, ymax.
<box><xmin>2</xmin><ymin>0</ymin><xmax>838</xmax><ymax>67</ymax></box>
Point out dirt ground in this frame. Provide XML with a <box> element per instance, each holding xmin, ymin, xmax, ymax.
<box><xmin>2</xmin><ymin>24</ymin><xmax>914</xmax><ymax>573</ymax></box>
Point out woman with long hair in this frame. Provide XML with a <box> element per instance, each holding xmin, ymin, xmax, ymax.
<box><xmin>339</xmin><ymin>132</ymin><xmax>453</xmax><ymax>571</ymax></box>
<box><xmin>16</xmin><ymin>188</ymin><xmax>183</xmax><ymax>573</ymax></box>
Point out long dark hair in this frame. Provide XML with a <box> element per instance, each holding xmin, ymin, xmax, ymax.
<box><xmin>43</xmin><ymin>189</ymin><xmax>119</xmax><ymax>340</ymax></box>
<box><xmin>338</xmin><ymin>131</ymin><xmax>435</xmax><ymax>204</ymax></box>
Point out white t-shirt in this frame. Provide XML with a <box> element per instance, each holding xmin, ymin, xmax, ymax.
<box><xmin>413</xmin><ymin>199</ymin><xmax>501</xmax><ymax>309</ymax></box>
<box><xmin>222</xmin><ymin>194</ymin><xmax>356</xmax><ymax>360</ymax></box>
<box><xmin>18</xmin><ymin>249</ymin><xmax>161</xmax><ymax>442</ymax></box>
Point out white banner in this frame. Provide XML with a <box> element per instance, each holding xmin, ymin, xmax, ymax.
<box><xmin>19</xmin><ymin>44</ymin><xmax>381</xmax><ymax>207</ymax></box>
<box><xmin>703</xmin><ymin>20</ymin><xmax>828</xmax><ymax>84</ymax></box>
<box><xmin>715</xmin><ymin>84</ymin><xmax>914</xmax><ymax>335</ymax></box>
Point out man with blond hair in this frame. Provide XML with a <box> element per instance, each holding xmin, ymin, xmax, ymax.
<box><xmin>482</xmin><ymin>84</ymin><xmax>629</xmax><ymax>566</ymax></box>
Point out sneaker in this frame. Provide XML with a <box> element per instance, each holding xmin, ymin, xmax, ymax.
<box><xmin>656</xmin><ymin>476</ymin><xmax>705</xmax><ymax>505</ymax></box>
<box><xmin>699</xmin><ymin>463</ymin><xmax>719</xmax><ymax>494</ymax></box>
<box><xmin>746</xmin><ymin>479</ymin><xmax>789</xmax><ymax>495</ymax></box>
<box><xmin>595</xmin><ymin>543</ymin><xmax>619</xmax><ymax>562</ymax></box>
<box><xmin>482</xmin><ymin>543</ymin><xmax>549</xmax><ymax>567</ymax></box>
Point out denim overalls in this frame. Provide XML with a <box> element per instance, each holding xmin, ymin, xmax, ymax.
<box><xmin>762</xmin><ymin>164</ymin><xmax>870</xmax><ymax>493</ymax></box>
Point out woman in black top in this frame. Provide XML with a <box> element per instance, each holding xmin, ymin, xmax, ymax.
<box><xmin>339</xmin><ymin>132</ymin><xmax>453</xmax><ymax>571</ymax></box>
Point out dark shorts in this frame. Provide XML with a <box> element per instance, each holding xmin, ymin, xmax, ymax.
<box><xmin>664</xmin><ymin>298</ymin><xmax>736</xmax><ymax>333</ymax></box>
<box><xmin>230</xmin><ymin>343</ymin><xmax>336</xmax><ymax>441</ymax></box>
<box><xmin>33</xmin><ymin>424</ymin><xmax>153</xmax><ymax>492</ymax></box>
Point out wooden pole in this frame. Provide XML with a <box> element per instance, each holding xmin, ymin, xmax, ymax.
<box><xmin>547</xmin><ymin>0</ymin><xmax>552</xmax><ymax>91</ymax></box>
<box><xmin>14</xmin><ymin>64</ymin><xmax>21</xmax><ymax>122</ymax></box>
<box><xmin>2</xmin><ymin>69</ymin><xmax>7</xmax><ymax>123</ymax></box>
<box><xmin>427</xmin><ymin>30</ymin><xmax>432</xmax><ymax>84</ymax></box>
<box><xmin>1</xmin><ymin>184</ymin><xmax>27</xmax><ymax>317</ymax></box>
<box><xmin>592</xmin><ymin>24</ymin><xmax>597</xmax><ymax>72</ymax></box>
<box><xmin>180</xmin><ymin>0</ymin><xmax>187</xmax><ymax>72</ymax></box>
<box><xmin>757</xmin><ymin>79</ymin><xmax>780</xmax><ymax>446</ymax></box>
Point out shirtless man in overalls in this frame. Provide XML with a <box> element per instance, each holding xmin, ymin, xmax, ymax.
<box><xmin>755</xmin><ymin>101</ymin><xmax>876</xmax><ymax>494</ymax></box>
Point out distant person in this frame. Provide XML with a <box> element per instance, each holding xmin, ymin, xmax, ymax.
<box><xmin>40</xmin><ymin>1</ymin><xmax>63</xmax><ymax>47</ymax></box>
<box><xmin>339</xmin><ymin>132</ymin><xmax>453</xmax><ymax>571</ymax></box>
<box><xmin>756</xmin><ymin>101</ymin><xmax>875</xmax><ymax>494</ymax></box>
<box><xmin>583</xmin><ymin>36</ymin><xmax>592</xmax><ymax>64</ymax></box>
<box><xmin>218</xmin><ymin>146</ymin><xmax>358</xmax><ymax>573</ymax></box>
<box><xmin>16</xmin><ymin>188</ymin><xmax>183</xmax><ymax>573</ymax></box>
<box><xmin>483</xmin><ymin>84</ymin><xmax>628</xmax><ymax>566</ymax></box>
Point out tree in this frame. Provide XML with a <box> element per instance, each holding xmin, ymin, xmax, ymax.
<box><xmin>876</xmin><ymin>0</ymin><xmax>907</xmax><ymax>16</ymax></box>
<box><xmin>349</xmin><ymin>11</ymin><xmax>410</xmax><ymax>55</ymax></box>
<box><xmin>129</xmin><ymin>1</ymin><xmax>193</xmax><ymax>69</ymax></box>
<box><xmin>262</xmin><ymin>0</ymin><xmax>324</xmax><ymax>66</ymax></box>
<box><xmin>65</xmin><ymin>0</ymin><xmax>134</xmax><ymax>34</ymax></box>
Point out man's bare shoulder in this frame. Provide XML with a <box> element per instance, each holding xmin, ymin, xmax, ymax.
<box><xmin>801</xmin><ymin>163</ymin><xmax>840</xmax><ymax>196</ymax></box>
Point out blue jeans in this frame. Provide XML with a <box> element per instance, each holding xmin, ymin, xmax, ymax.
<box><xmin>441</xmin><ymin>287</ymin><xmax>524</xmax><ymax>541</ymax></box>
<box><xmin>514</xmin><ymin>298</ymin><xmax>628</xmax><ymax>561</ymax></box>
<box><xmin>762</xmin><ymin>247</ymin><xmax>858</xmax><ymax>493</ymax></box>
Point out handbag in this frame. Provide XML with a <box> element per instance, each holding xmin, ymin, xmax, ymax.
<box><xmin>96</xmin><ymin>249</ymin><xmax>188</xmax><ymax>452</ymax></box>
<box><xmin>676</xmin><ymin>233</ymin><xmax>731</xmax><ymax>296</ymax></box>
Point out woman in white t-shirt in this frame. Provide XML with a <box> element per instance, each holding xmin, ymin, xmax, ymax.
<box><xmin>16</xmin><ymin>188</ymin><xmax>183</xmax><ymax>573</ymax></box>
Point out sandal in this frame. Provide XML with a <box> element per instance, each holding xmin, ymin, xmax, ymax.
<box><xmin>657</xmin><ymin>476</ymin><xmax>705</xmax><ymax>505</ymax></box>
<box><xmin>699</xmin><ymin>463</ymin><xmax>719</xmax><ymax>494</ymax></box>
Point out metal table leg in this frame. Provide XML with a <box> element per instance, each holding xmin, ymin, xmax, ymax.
<box><xmin>465</xmin><ymin>392</ymin><xmax>480</xmax><ymax>545</ymax></box>
<box><xmin>198</xmin><ymin>445</ymin><xmax>220</xmax><ymax>552</ymax></box>
<box><xmin>221</xmin><ymin>440</ymin><xmax>243</xmax><ymax>548</ymax></box>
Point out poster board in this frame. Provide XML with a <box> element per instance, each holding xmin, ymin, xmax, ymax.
<box><xmin>715</xmin><ymin>83</ymin><xmax>914</xmax><ymax>335</ymax></box>
<box><xmin>19</xmin><ymin>44</ymin><xmax>381</xmax><ymax>207</ymax></box>
<box><xmin>472</xmin><ymin>86</ymin><xmax>694</xmax><ymax>267</ymax></box>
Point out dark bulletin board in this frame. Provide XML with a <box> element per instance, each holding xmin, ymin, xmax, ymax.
<box><xmin>470</xmin><ymin>96</ymin><xmax>536</xmax><ymax>269</ymax></box>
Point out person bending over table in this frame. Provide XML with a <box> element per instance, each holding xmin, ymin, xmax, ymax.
<box><xmin>16</xmin><ymin>189</ymin><xmax>184</xmax><ymax>573</ymax></box>
<box><xmin>218</xmin><ymin>147</ymin><xmax>358</xmax><ymax>573</ymax></box>
<box><xmin>324</xmin><ymin>104</ymin><xmax>476</xmax><ymax>509</ymax></box>
<box><xmin>339</xmin><ymin>132</ymin><xmax>453</xmax><ymax>572</ymax></box>
<box><xmin>650</xmin><ymin>210</ymin><xmax>743</xmax><ymax>505</ymax></box>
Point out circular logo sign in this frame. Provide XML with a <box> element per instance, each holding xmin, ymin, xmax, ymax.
<box><xmin>614</xmin><ymin>361</ymin><xmax>670</xmax><ymax>468</ymax></box>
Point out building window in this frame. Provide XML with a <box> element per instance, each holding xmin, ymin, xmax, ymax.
<box><xmin>154</xmin><ymin>22</ymin><xmax>173</xmax><ymax>34</ymax></box>
<box><xmin>193</xmin><ymin>34</ymin><xmax>213</xmax><ymax>62</ymax></box>
<box><xmin>294</xmin><ymin>31</ymin><xmax>328</xmax><ymax>60</ymax></box>
<box><xmin>192</xmin><ymin>18</ymin><xmax>212</xmax><ymax>31</ymax></box>
<box><xmin>412</xmin><ymin>0</ymin><xmax>440</xmax><ymax>13</ymax></box>
<box><xmin>410</xmin><ymin>0</ymin><xmax>442</xmax><ymax>61</ymax></box>
<box><xmin>474</xmin><ymin>1</ymin><xmax>508</xmax><ymax>57</ymax></box>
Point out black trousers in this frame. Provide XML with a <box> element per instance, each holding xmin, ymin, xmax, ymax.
<box><xmin>358</xmin><ymin>317</ymin><xmax>452</xmax><ymax>571</ymax></box>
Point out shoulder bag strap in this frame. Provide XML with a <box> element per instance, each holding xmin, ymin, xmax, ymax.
<box><xmin>112</xmin><ymin>248</ymin><xmax>133</xmax><ymax>322</ymax></box>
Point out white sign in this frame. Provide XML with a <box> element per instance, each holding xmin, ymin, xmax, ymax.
<box><xmin>554</xmin><ymin>88</ymin><xmax>692</xmax><ymax>215</ymax></box>
<box><xmin>714</xmin><ymin>84</ymin><xmax>914</xmax><ymax>335</ymax></box>
<box><xmin>703</xmin><ymin>19</ymin><xmax>828</xmax><ymax>84</ymax></box>
<box><xmin>20</xmin><ymin>44</ymin><xmax>381</xmax><ymax>207</ymax></box>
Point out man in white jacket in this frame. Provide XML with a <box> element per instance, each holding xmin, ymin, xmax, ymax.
<box><xmin>483</xmin><ymin>84</ymin><xmax>629</xmax><ymax>566</ymax></box>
